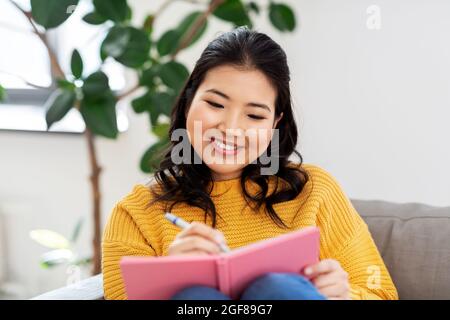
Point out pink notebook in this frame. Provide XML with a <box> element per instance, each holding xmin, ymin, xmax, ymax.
<box><xmin>120</xmin><ymin>226</ymin><xmax>320</xmax><ymax>300</ymax></box>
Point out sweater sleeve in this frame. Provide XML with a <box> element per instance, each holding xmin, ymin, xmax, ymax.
<box><xmin>102</xmin><ymin>202</ymin><xmax>156</xmax><ymax>300</ymax></box>
<box><xmin>311</xmin><ymin>165</ymin><xmax>398</xmax><ymax>300</ymax></box>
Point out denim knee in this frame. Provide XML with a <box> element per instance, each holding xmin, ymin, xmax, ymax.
<box><xmin>240</xmin><ymin>272</ymin><xmax>326</xmax><ymax>300</ymax></box>
<box><xmin>171</xmin><ymin>285</ymin><xmax>231</xmax><ymax>300</ymax></box>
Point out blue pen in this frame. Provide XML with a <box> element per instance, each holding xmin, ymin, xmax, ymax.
<box><xmin>164</xmin><ymin>212</ymin><xmax>231</xmax><ymax>253</ymax></box>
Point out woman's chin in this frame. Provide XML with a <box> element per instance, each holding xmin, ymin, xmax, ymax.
<box><xmin>205</xmin><ymin>163</ymin><xmax>245</xmax><ymax>179</ymax></box>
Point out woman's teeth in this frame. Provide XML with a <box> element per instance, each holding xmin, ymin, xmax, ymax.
<box><xmin>215</xmin><ymin>140</ymin><xmax>236</xmax><ymax>151</ymax></box>
<box><xmin>211</xmin><ymin>137</ymin><xmax>238</xmax><ymax>151</ymax></box>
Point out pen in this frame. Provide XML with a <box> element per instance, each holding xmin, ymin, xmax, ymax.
<box><xmin>164</xmin><ymin>212</ymin><xmax>231</xmax><ymax>253</ymax></box>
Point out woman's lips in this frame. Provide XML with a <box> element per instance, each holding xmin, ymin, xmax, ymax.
<box><xmin>210</xmin><ymin>137</ymin><xmax>243</xmax><ymax>155</ymax></box>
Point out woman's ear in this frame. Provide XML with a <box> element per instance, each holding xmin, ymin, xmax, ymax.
<box><xmin>273</xmin><ymin>112</ymin><xmax>284</xmax><ymax>128</ymax></box>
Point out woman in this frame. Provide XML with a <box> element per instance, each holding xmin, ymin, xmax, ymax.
<box><xmin>102</xmin><ymin>27</ymin><xmax>398</xmax><ymax>300</ymax></box>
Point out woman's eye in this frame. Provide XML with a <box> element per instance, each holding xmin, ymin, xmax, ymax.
<box><xmin>206</xmin><ymin>100</ymin><xmax>224</xmax><ymax>109</ymax></box>
<box><xmin>248</xmin><ymin>115</ymin><xmax>266</xmax><ymax>120</ymax></box>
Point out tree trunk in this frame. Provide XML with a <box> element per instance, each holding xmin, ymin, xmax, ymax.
<box><xmin>86</xmin><ymin>128</ymin><xmax>102</xmax><ymax>275</ymax></box>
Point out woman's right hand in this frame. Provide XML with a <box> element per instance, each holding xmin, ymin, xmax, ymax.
<box><xmin>168</xmin><ymin>221</ymin><xmax>227</xmax><ymax>256</ymax></box>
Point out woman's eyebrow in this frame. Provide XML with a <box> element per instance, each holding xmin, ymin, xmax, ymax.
<box><xmin>205</xmin><ymin>88</ymin><xmax>271</xmax><ymax>112</ymax></box>
<box><xmin>206</xmin><ymin>88</ymin><xmax>229</xmax><ymax>99</ymax></box>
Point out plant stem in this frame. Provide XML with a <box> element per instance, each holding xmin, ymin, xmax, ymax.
<box><xmin>117</xmin><ymin>84</ymin><xmax>140</xmax><ymax>101</ymax></box>
<box><xmin>86</xmin><ymin>128</ymin><xmax>102</xmax><ymax>275</ymax></box>
<box><xmin>10</xmin><ymin>0</ymin><xmax>102</xmax><ymax>275</ymax></box>
<box><xmin>8</xmin><ymin>0</ymin><xmax>65</xmax><ymax>79</ymax></box>
<box><xmin>153</xmin><ymin>0</ymin><xmax>174</xmax><ymax>22</ymax></box>
<box><xmin>171</xmin><ymin>0</ymin><xmax>224</xmax><ymax>59</ymax></box>
<box><xmin>0</xmin><ymin>70</ymin><xmax>48</xmax><ymax>89</ymax></box>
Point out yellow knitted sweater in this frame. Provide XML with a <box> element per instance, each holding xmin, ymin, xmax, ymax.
<box><xmin>102</xmin><ymin>163</ymin><xmax>398</xmax><ymax>300</ymax></box>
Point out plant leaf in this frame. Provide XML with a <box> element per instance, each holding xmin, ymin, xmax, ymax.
<box><xmin>269</xmin><ymin>3</ymin><xmax>296</xmax><ymax>32</ymax></box>
<box><xmin>132</xmin><ymin>90</ymin><xmax>175</xmax><ymax>125</ymax></box>
<box><xmin>40</xmin><ymin>249</ymin><xmax>74</xmax><ymax>268</ymax></box>
<box><xmin>157</xmin><ymin>30</ymin><xmax>179</xmax><ymax>57</ymax></box>
<box><xmin>92</xmin><ymin>0</ymin><xmax>128</xmax><ymax>23</ymax></box>
<box><xmin>149</xmin><ymin>91</ymin><xmax>176</xmax><ymax>124</ymax></box>
<box><xmin>30</xmin><ymin>230</ymin><xmax>70</xmax><ymax>249</ymax></box>
<box><xmin>56</xmin><ymin>79</ymin><xmax>76</xmax><ymax>90</ymax></box>
<box><xmin>80</xmin><ymin>92</ymin><xmax>118</xmax><ymax>139</ymax></box>
<box><xmin>159</xmin><ymin>61</ymin><xmax>189</xmax><ymax>93</ymax></box>
<box><xmin>177</xmin><ymin>12</ymin><xmax>208</xmax><ymax>49</ymax></box>
<box><xmin>247</xmin><ymin>2</ymin><xmax>260</xmax><ymax>15</ymax></box>
<box><xmin>143</xmin><ymin>14</ymin><xmax>154</xmax><ymax>35</ymax></box>
<box><xmin>45</xmin><ymin>89</ymin><xmax>76</xmax><ymax>129</ymax></box>
<box><xmin>113</xmin><ymin>27</ymin><xmax>151</xmax><ymax>68</ymax></box>
<box><xmin>74</xmin><ymin>257</ymin><xmax>93</xmax><ymax>266</ymax></box>
<box><xmin>139</xmin><ymin>64</ymin><xmax>161</xmax><ymax>88</ymax></box>
<box><xmin>152</xmin><ymin>122</ymin><xmax>170</xmax><ymax>140</ymax></box>
<box><xmin>213</xmin><ymin>0</ymin><xmax>251</xmax><ymax>27</ymax></box>
<box><xmin>82</xmin><ymin>71</ymin><xmax>110</xmax><ymax>96</ymax></box>
<box><xmin>0</xmin><ymin>84</ymin><xmax>6</xmax><ymax>101</ymax></box>
<box><xmin>70</xmin><ymin>217</ymin><xmax>84</xmax><ymax>243</ymax></box>
<box><xmin>131</xmin><ymin>91</ymin><xmax>151</xmax><ymax>114</ymax></box>
<box><xmin>30</xmin><ymin>0</ymin><xmax>79</xmax><ymax>29</ymax></box>
<box><xmin>157</xmin><ymin>12</ymin><xmax>207</xmax><ymax>57</ymax></box>
<box><xmin>101</xmin><ymin>26</ymin><xmax>131</xmax><ymax>59</ymax></box>
<box><xmin>126</xmin><ymin>5</ymin><xmax>132</xmax><ymax>21</ymax></box>
<box><xmin>71</xmin><ymin>49</ymin><xmax>83</xmax><ymax>79</ymax></box>
<box><xmin>140</xmin><ymin>138</ymin><xmax>169</xmax><ymax>173</ymax></box>
<box><xmin>81</xmin><ymin>71</ymin><xmax>118</xmax><ymax>138</ymax></box>
<box><xmin>82</xmin><ymin>11</ymin><xmax>107</xmax><ymax>25</ymax></box>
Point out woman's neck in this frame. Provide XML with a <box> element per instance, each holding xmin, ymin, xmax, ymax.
<box><xmin>211</xmin><ymin>170</ymin><xmax>242</xmax><ymax>181</ymax></box>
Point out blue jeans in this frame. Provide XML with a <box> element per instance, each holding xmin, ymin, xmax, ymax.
<box><xmin>170</xmin><ymin>272</ymin><xmax>326</xmax><ymax>300</ymax></box>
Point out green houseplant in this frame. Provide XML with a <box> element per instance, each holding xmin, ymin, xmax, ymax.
<box><xmin>0</xmin><ymin>0</ymin><xmax>297</xmax><ymax>275</ymax></box>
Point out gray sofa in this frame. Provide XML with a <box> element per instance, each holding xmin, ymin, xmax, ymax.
<box><xmin>32</xmin><ymin>199</ymin><xmax>450</xmax><ymax>300</ymax></box>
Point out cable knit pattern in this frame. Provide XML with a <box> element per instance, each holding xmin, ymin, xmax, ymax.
<box><xmin>102</xmin><ymin>163</ymin><xmax>398</xmax><ymax>300</ymax></box>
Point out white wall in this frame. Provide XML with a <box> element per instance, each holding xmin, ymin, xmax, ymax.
<box><xmin>0</xmin><ymin>0</ymin><xmax>449</xmax><ymax>298</ymax></box>
<box><xmin>290</xmin><ymin>0</ymin><xmax>450</xmax><ymax>207</ymax></box>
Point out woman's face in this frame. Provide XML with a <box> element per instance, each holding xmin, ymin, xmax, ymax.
<box><xmin>186</xmin><ymin>65</ymin><xmax>283</xmax><ymax>181</ymax></box>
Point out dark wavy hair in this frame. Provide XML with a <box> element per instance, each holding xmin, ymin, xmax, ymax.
<box><xmin>148</xmin><ymin>26</ymin><xmax>309</xmax><ymax>228</ymax></box>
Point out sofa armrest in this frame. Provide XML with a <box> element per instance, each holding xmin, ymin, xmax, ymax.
<box><xmin>31</xmin><ymin>274</ymin><xmax>104</xmax><ymax>300</ymax></box>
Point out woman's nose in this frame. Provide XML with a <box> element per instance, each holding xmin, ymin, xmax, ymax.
<box><xmin>218</xmin><ymin>113</ymin><xmax>244</xmax><ymax>135</ymax></box>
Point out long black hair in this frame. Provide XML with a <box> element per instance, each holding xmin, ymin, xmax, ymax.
<box><xmin>148</xmin><ymin>26</ymin><xmax>309</xmax><ymax>228</ymax></box>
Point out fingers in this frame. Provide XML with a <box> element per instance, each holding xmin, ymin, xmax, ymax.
<box><xmin>303</xmin><ymin>259</ymin><xmax>350</xmax><ymax>300</ymax></box>
<box><xmin>317</xmin><ymin>281</ymin><xmax>351</xmax><ymax>300</ymax></box>
<box><xmin>170</xmin><ymin>235</ymin><xmax>222</xmax><ymax>255</ymax></box>
<box><xmin>312</xmin><ymin>270</ymin><xmax>347</xmax><ymax>289</ymax></box>
<box><xmin>177</xmin><ymin>249</ymin><xmax>210</xmax><ymax>256</ymax></box>
<box><xmin>168</xmin><ymin>221</ymin><xmax>228</xmax><ymax>256</ymax></box>
<box><xmin>304</xmin><ymin>259</ymin><xmax>340</xmax><ymax>279</ymax></box>
<box><xmin>177</xmin><ymin>221</ymin><xmax>226</xmax><ymax>246</ymax></box>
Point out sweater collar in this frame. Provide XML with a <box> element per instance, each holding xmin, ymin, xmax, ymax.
<box><xmin>208</xmin><ymin>176</ymin><xmax>280</xmax><ymax>197</ymax></box>
<box><xmin>208</xmin><ymin>176</ymin><xmax>243</xmax><ymax>196</ymax></box>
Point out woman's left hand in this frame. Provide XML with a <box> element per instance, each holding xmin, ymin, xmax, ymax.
<box><xmin>303</xmin><ymin>259</ymin><xmax>351</xmax><ymax>300</ymax></box>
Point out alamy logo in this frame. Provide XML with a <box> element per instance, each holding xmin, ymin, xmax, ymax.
<box><xmin>366</xmin><ymin>265</ymin><xmax>382</xmax><ymax>289</ymax></box>
<box><xmin>366</xmin><ymin>5</ymin><xmax>382</xmax><ymax>30</ymax></box>
<box><xmin>66</xmin><ymin>5</ymin><xmax>77</xmax><ymax>14</ymax></box>
<box><xmin>170</xmin><ymin>121</ymin><xmax>280</xmax><ymax>175</ymax></box>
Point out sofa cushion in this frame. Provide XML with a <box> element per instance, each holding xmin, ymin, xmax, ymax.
<box><xmin>352</xmin><ymin>199</ymin><xmax>450</xmax><ymax>300</ymax></box>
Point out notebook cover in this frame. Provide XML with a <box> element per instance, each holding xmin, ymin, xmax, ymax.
<box><xmin>225</xmin><ymin>226</ymin><xmax>320</xmax><ymax>299</ymax></box>
<box><xmin>121</xmin><ymin>255</ymin><xmax>217</xmax><ymax>300</ymax></box>
<box><xmin>120</xmin><ymin>227</ymin><xmax>320</xmax><ymax>300</ymax></box>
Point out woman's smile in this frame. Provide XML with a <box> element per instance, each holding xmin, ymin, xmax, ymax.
<box><xmin>209</xmin><ymin>136</ymin><xmax>244</xmax><ymax>156</ymax></box>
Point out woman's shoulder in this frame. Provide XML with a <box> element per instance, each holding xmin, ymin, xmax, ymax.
<box><xmin>288</xmin><ymin>162</ymin><xmax>346</xmax><ymax>199</ymax></box>
<box><xmin>116</xmin><ymin>176</ymin><xmax>164</xmax><ymax>212</ymax></box>
<box><xmin>289</xmin><ymin>162</ymin><xmax>338</xmax><ymax>183</ymax></box>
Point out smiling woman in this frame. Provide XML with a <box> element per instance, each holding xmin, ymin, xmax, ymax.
<box><xmin>102</xmin><ymin>27</ymin><xmax>398</xmax><ymax>301</ymax></box>
<box><xmin>154</xmin><ymin>26</ymin><xmax>302</xmax><ymax>229</ymax></box>
<box><xmin>186</xmin><ymin>65</ymin><xmax>283</xmax><ymax>181</ymax></box>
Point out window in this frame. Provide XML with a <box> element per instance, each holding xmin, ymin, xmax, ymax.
<box><xmin>0</xmin><ymin>0</ymin><xmax>128</xmax><ymax>133</ymax></box>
